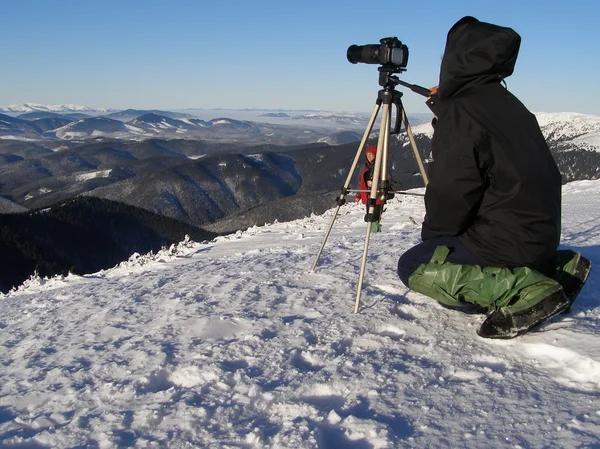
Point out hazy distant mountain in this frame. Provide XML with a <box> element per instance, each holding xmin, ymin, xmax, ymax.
<box><xmin>52</xmin><ymin>117</ymin><xmax>133</xmax><ymax>140</ymax></box>
<box><xmin>260</xmin><ymin>112</ymin><xmax>291</xmax><ymax>118</ymax></box>
<box><xmin>17</xmin><ymin>111</ymin><xmax>81</xmax><ymax>121</ymax></box>
<box><xmin>292</xmin><ymin>112</ymin><xmax>371</xmax><ymax>127</ymax></box>
<box><xmin>126</xmin><ymin>113</ymin><xmax>197</xmax><ymax>135</ymax></box>
<box><xmin>317</xmin><ymin>130</ymin><xmax>364</xmax><ymax>145</ymax></box>
<box><xmin>0</xmin><ymin>113</ymin><xmax>43</xmax><ymax>139</ymax></box>
<box><xmin>292</xmin><ymin>112</ymin><xmax>433</xmax><ymax>128</ymax></box>
<box><xmin>0</xmin><ymin>103</ymin><xmax>117</xmax><ymax>114</ymax></box>
<box><xmin>104</xmin><ymin>109</ymin><xmax>194</xmax><ymax>122</ymax></box>
<box><xmin>1</xmin><ymin>104</ymin><xmax>432</xmax><ymax>145</ymax></box>
<box><xmin>0</xmin><ymin>110</ymin><xmax>368</xmax><ymax>145</ymax></box>
<box><xmin>31</xmin><ymin>117</ymin><xmax>74</xmax><ymax>132</ymax></box>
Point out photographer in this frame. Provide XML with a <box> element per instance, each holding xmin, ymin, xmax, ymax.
<box><xmin>396</xmin><ymin>16</ymin><xmax>590</xmax><ymax>338</ymax></box>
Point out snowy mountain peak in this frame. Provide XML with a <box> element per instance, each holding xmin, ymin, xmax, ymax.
<box><xmin>535</xmin><ymin>112</ymin><xmax>600</xmax><ymax>133</ymax></box>
<box><xmin>0</xmin><ymin>103</ymin><xmax>118</xmax><ymax>114</ymax></box>
<box><xmin>534</xmin><ymin>112</ymin><xmax>600</xmax><ymax>152</ymax></box>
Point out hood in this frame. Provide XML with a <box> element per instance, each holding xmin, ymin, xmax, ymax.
<box><xmin>364</xmin><ymin>145</ymin><xmax>377</xmax><ymax>167</ymax></box>
<box><xmin>438</xmin><ymin>16</ymin><xmax>521</xmax><ymax>101</ymax></box>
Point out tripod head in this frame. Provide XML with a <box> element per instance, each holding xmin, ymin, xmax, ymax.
<box><xmin>376</xmin><ymin>71</ymin><xmax>433</xmax><ymax>133</ymax></box>
<box><xmin>378</xmin><ymin>69</ymin><xmax>431</xmax><ymax>97</ymax></box>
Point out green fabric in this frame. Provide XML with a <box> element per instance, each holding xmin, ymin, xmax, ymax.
<box><xmin>408</xmin><ymin>246</ymin><xmax>562</xmax><ymax>313</ymax></box>
<box><xmin>542</xmin><ymin>249</ymin><xmax>580</xmax><ymax>283</ymax></box>
<box><xmin>370</xmin><ymin>221</ymin><xmax>381</xmax><ymax>233</ymax></box>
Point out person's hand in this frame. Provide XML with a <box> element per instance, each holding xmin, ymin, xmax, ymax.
<box><xmin>367</xmin><ymin>180</ymin><xmax>372</xmax><ymax>187</ymax></box>
<box><xmin>427</xmin><ymin>85</ymin><xmax>439</xmax><ymax>122</ymax></box>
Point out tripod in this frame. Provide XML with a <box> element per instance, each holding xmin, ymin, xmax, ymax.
<box><xmin>311</xmin><ymin>72</ymin><xmax>430</xmax><ymax>313</ymax></box>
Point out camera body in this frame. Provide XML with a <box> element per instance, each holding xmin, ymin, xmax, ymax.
<box><xmin>347</xmin><ymin>37</ymin><xmax>409</xmax><ymax>72</ymax></box>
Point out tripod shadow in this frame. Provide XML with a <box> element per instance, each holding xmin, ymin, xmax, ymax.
<box><xmin>358</xmin><ymin>283</ymin><xmax>410</xmax><ymax>313</ymax></box>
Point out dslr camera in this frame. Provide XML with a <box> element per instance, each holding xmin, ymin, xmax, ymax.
<box><xmin>347</xmin><ymin>37</ymin><xmax>409</xmax><ymax>72</ymax></box>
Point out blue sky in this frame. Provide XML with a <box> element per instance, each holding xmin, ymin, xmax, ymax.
<box><xmin>1</xmin><ymin>0</ymin><xmax>599</xmax><ymax>114</ymax></box>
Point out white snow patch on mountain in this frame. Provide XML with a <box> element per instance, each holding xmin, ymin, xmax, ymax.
<box><xmin>124</xmin><ymin>124</ymin><xmax>149</xmax><ymax>135</ymax></box>
<box><xmin>410</xmin><ymin>121</ymin><xmax>434</xmax><ymax>138</ymax></box>
<box><xmin>535</xmin><ymin>112</ymin><xmax>600</xmax><ymax>151</ymax></box>
<box><xmin>75</xmin><ymin>169</ymin><xmax>112</xmax><ymax>182</ymax></box>
<box><xmin>0</xmin><ymin>135</ymin><xmax>39</xmax><ymax>141</ymax></box>
<box><xmin>571</xmin><ymin>132</ymin><xmax>600</xmax><ymax>151</ymax></box>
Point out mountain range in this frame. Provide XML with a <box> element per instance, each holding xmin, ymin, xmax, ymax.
<box><xmin>0</xmin><ymin>103</ymin><xmax>118</xmax><ymax>114</ymax></box>
<box><xmin>2</xmin><ymin>110</ymin><xmax>600</xmax><ymax>227</ymax></box>
<box><xmin>0</xmin><ymin>110</ymin><xmax>366</xmax><ymax>146</ymax></box>
<box><xmin>1</xmin><ymin>105</ymin><xmax>599</xmax><ymax>292</ymax></box>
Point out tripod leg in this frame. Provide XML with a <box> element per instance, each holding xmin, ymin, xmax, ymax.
<box><xmin>400</xmin><ymin>103</ymin><xmax>429</xmax><ymax>186</ymax></box>
<box><xmin>354</xmin><ymin>102</ymin><xmax>392</xmax><ymax>313</ymax></box>
<box><xmin>354</xmin><ymin>225</ymin><xmax>373</xmax><ymax>313</ymax></box>
<box><xmin>311</xmin><ymin>204</ymin><xmax>343</xmax><ymax>272</ymax></box>
<box><xmin>311</xmin><ymin>102</ymin><xmax>381</xmax><ymax>272</ymax></box>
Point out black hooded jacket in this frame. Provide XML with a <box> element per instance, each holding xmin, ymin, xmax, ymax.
<box><xmin>422</xmin><ymin>16</ymin><xmax>562</xmax><ymax>269</ymax></box>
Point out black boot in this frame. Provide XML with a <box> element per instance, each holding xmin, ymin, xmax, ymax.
<box><xmin>478</xmin><ymin>290</ymin><xmax>570</xmax><ymax>339</ymax></box>
<box><xmin>560</xmin><ymin>255</ymin><xmax>591</xmax><ymax>312</ymax></box>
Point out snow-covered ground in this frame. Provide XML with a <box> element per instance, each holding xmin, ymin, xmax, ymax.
<box><xmin>1</xmin><ymin>180</ymin><xmax>599</xmax><ymax>448</ymax></box>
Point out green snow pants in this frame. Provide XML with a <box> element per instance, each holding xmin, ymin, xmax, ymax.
<box><xmin>407</xmin><ymin>246</ymin><xmax>563</xmax><ymax>314</ymax></box>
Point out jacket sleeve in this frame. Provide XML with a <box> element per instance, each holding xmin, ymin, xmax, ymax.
<box><xmin>422</xmin><ymin>106</ymin><xmax>487</xmax><ymax>240</ymax></box>
<box><xmin>357</xmin><ymin>168</ymin><xmax>368</xmax><ymax>204</ymax></box>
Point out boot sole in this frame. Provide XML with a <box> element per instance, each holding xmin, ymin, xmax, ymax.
<box><xmin>477</xmin><ymin>290</ymin><xmax>570</xmax><ymax>339</ymax></box>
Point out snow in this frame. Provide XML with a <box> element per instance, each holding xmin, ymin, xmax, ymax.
<box><xmin>408</xmin><ymin>121</ymin><xmax>434</xmax><ymax>138</ymax></box>
<box><xmin>182</xmin><ymin>118</ymin><xmax>209</xmax><ymax>128</ymax></box>
<box><xmin>123</xmin><ymin>124</ymin><xmax>149</xmax><ymax>135</ymax></box>
<box><xmin>75</xmin><ymin>170</ymin><xmax>112</xmax><ymax>182</ymax></box>
<box><xmin>157</xmin><ymin>121</ymin><xmax>174</xmax><ymax>129</ymax></box>
<box><xmin>0</xmin><ymin>136</ymin><xmax>40</xmax><ymax>141</ymax></box>
<box><xmin>1</xmin><ymin>180</ymin><xmax>599</xmax><ymax>448</ymax></box>
<box><xmin>535</xmin><ymin>112</ymin><xmax>600</xmax><ymax>129</ymax></box>
<box><xmin>405</xmin><ymin>112</ymin><xmax>600</xmax><ymax>147</ymax></box>
<box><xmin>56</xmin><ymin>132</ymin><xmax>89</xmax><ymax>140</ymax></box>
<box><xmin>535</xmin><ymin>112</ymin><xmax>600</xmax><ymax>152</ymax></box>
<box><xmin>0</xmin><ymin>103</ymin><xmax>116</xmax><ymax>113</ymax></box>
<box><xmin>244</xmin><ymin>154</ymin><xmax>264</xmax><ymax>162</ymax></box>
<box><xmin>571</xmin><ymin>132</ymin><xmax>600</xmax><ymax>152</ymax></box>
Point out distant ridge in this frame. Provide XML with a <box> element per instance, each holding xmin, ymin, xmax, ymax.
<box><xmin>0</xmin><ymin>103</ymin><xmax>118</xmax><ymax>114</ymax></box>
<box><xmin>0</xmin><ymin>196</ymin><xmax>28</xmax><ymax>214</ymax></box>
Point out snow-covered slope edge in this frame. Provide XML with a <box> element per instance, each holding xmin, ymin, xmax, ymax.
<box><xmin>536</xmin><ymin>112</ymin><xmax>600</xmax><ymax>152</ymax></box>
<box><xmin>0</xmin><ymin>181</ymin><xmax>599</xmax><ymax>448</ymax></box>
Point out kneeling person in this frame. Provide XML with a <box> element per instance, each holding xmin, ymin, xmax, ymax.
<box><xmin>397</xmin><ymin>16</ymin><xmax>591</xmax><ymax>338</ymax></box>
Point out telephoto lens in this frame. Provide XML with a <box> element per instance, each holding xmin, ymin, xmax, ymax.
<box><xmin>347</xmin><ymin>44</ymin><xmax>381</xmax><ymax>65</ymax></box>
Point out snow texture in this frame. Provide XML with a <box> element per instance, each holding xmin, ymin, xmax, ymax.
<box><xmin>1</xmin><ymin>180</ymin><xmax>599</xmax><ymax>448</ymax></box>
